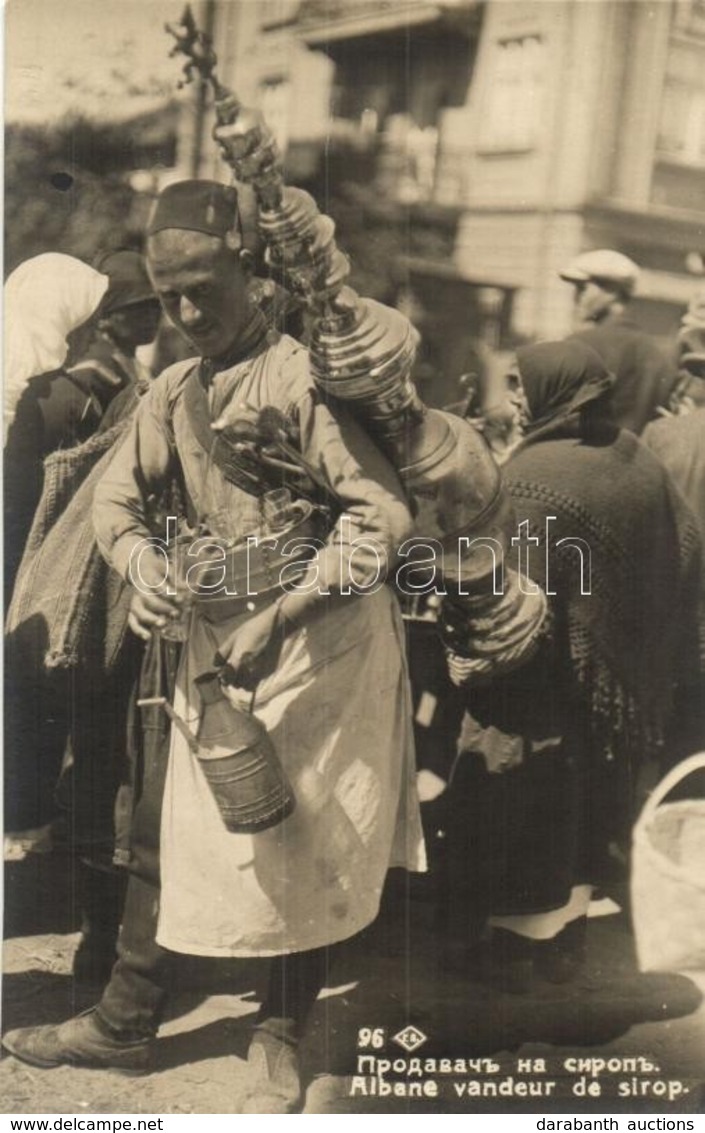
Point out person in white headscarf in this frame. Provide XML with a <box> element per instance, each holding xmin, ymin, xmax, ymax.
<box><xmin>5</xmin><ymin>253</ymin><xmax>108</xmax><ymax>416</ymax></box>
<box><xmin>4</xmin><ymin>253</ymin><xmax>108</xmax><ymax>598</ymax></box>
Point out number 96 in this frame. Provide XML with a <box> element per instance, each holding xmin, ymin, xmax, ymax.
<box><xmin>357</xmin><ymin>1027</ymin><xmax>385</xmax><ymax>1048</ymax></box>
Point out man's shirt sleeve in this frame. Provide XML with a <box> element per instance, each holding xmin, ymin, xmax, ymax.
<box><xmin>292</xmin><ymin>372</ymin><xmax>414</xmax><ymax>595</ymax></box>
<box><xmin>92</xmin><ymin>381</ymin><xmax>176</xmax><ymax>580</ymax></box>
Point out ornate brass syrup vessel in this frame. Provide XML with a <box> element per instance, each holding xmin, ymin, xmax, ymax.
<box><xmin>165</xmin><ymin>6</ymin><xmax>546</xmax><ymax>678</ymax></box>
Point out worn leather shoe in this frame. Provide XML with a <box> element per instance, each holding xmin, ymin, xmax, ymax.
<box><xmin>2</xmin><ymin>1009</ymin><xmax>151</xmax><ymax>1074</ymax></box>
<box><xmin>239</xmin><ymin>1027</ymin><xmax>304</xmax><ymax>1114</ymax></box>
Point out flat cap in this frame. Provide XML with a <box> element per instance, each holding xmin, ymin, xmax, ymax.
<box><xmin>677</xmin><ymin>325</ymin><xmax>705</xmax><ymax>371</ymax></box>
<box><xmin>559</xmin><ymin>249</ymin><xmax>639</xmax><ymax>296</ymax></box>
<box><xmin>146</xmin><ymin>179</ymin><xmax>240</xmax><ymax>240</ymax></box>
<box><xmin>97</xmin><ymin>250</ymin><xmax>156</xmax><ymax>314</ymax></box>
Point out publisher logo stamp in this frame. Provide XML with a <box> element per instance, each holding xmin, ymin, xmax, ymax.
<box><xmin>392</xmin><ymin>1026</ymin><xmax>428</xmax><ymax>1053</ymax></box>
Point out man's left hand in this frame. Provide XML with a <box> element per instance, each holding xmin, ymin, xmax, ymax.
<box><xmin>216</xmin><ymin>602</ymin><xmax>286</xmax><ymax>691</ymax></box>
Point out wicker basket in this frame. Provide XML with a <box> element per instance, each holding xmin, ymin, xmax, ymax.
<box><xmin>631</xmin><ymin>753</ymin><xmax>705</xmax><ymax>973</ymax></box>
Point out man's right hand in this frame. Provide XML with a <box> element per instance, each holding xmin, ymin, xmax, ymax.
<box><xmin>127</xmin><ymin>551</ymin><xmax>183</xmax><ymax>641</ymax></box>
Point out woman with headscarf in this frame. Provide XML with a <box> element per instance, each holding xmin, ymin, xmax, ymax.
<box><xmin>4</xmin><ymin>255</ymin><xmax>109</xmax><ymax>860</ymax></box>
<box><xmin>4</xmin><ymin>253</ymin><xmax>109</xmax><ymax>602</ymax></box>
<box><xmin>4</xmin><ymin>255</ymin><xmax>151</xmax><ymax>981</ymax></box>
<box><xmin>439</xmin><ymin>339</ymin><xmax>702</xmax><ymax>990</ymax></box>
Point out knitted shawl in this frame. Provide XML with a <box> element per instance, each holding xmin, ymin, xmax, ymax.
<box><xmin>505</xmin><ymin>428</ymin><xmax>701</xmax><ymax>760</ymax></box>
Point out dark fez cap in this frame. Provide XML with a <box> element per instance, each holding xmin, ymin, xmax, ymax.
<box><xmin>146</xmin><ymin>180</ymin><xmax>240</xmax><ymax>239</ymax></box>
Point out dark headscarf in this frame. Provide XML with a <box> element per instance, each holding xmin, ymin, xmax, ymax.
<box><xmin>516</xmin><ymin>340</ymin><xmax>614</xmax><ymax>440</ymax></box>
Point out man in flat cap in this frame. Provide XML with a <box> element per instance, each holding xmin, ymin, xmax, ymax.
<box><xmin>3</xmin><ymin>180</ymin><xmax>424</xmax><ymax>1113</ymax></box>
<box><xmin>642</xmin><ymin>289</ymin><xmax>705</xmax><ymax>719</ymax></box>
<box><xmin>560</xmin><ymin>249</ymin><xmax>676</xmax><ymax>434</ymax></box>
<box><xmin>68</xmin><ymin>250</ymin><xmax>162</xmax><ymax>425</ymax></box>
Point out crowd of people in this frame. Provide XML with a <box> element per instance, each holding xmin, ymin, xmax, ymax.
<box><xmin>3</xmin><ymin>173</ymin><xmax>704</xmax><ymax>1112</ymax></box>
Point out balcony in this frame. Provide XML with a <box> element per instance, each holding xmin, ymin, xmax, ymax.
<box><xmin>296</xmin><ymin>0</ymin><xmax>479</xmax><ymax>45</ymax></box>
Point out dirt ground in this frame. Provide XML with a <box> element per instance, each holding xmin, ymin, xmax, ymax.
<box><xmin>2</xmin><ymin>850</ymin><xmax>704</xmax><ymax>1115</ymax></box>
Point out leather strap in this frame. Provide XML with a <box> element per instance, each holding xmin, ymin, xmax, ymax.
<box><xmin>182</xmin><ymin>366</ymin><xmax>271</xmax><ymax>499</ymax></box>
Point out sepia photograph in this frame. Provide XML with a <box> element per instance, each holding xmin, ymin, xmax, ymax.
<box><xmin>3</xmin><ymin>0</ymin><xmax>705</xmax><ymax>1118</ymax></box>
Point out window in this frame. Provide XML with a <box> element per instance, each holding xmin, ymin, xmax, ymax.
<box><xmin>657</xmin><ymin>78</ymin><xmax>705</xmax><ymax>167</ymax></box>
<box><xmin>478</xmin><ymin>35</ymin><xmax>545</xmax><ymax>153</ymax></box>
<box><xmin>673</xmin><ymin>0</ymin><xmax>705</xmax><ymax>37</ymax></box>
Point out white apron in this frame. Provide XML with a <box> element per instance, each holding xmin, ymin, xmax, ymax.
<box><xmin>157</xmin><ymin>586</ymin><xmax>425</xmax><ymax>957</ymax></box>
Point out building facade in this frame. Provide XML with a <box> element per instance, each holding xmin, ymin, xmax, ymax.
<box><xmin>180</xmin><ymin>0</ymin><xmax>705</xmax><ymax>397</ymax></box>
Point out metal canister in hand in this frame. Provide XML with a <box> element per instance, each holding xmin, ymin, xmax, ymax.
<box><xmin>193</xmin><ymin>671</ymin><xmax>296</xmax><ymax>834</ymax></box>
